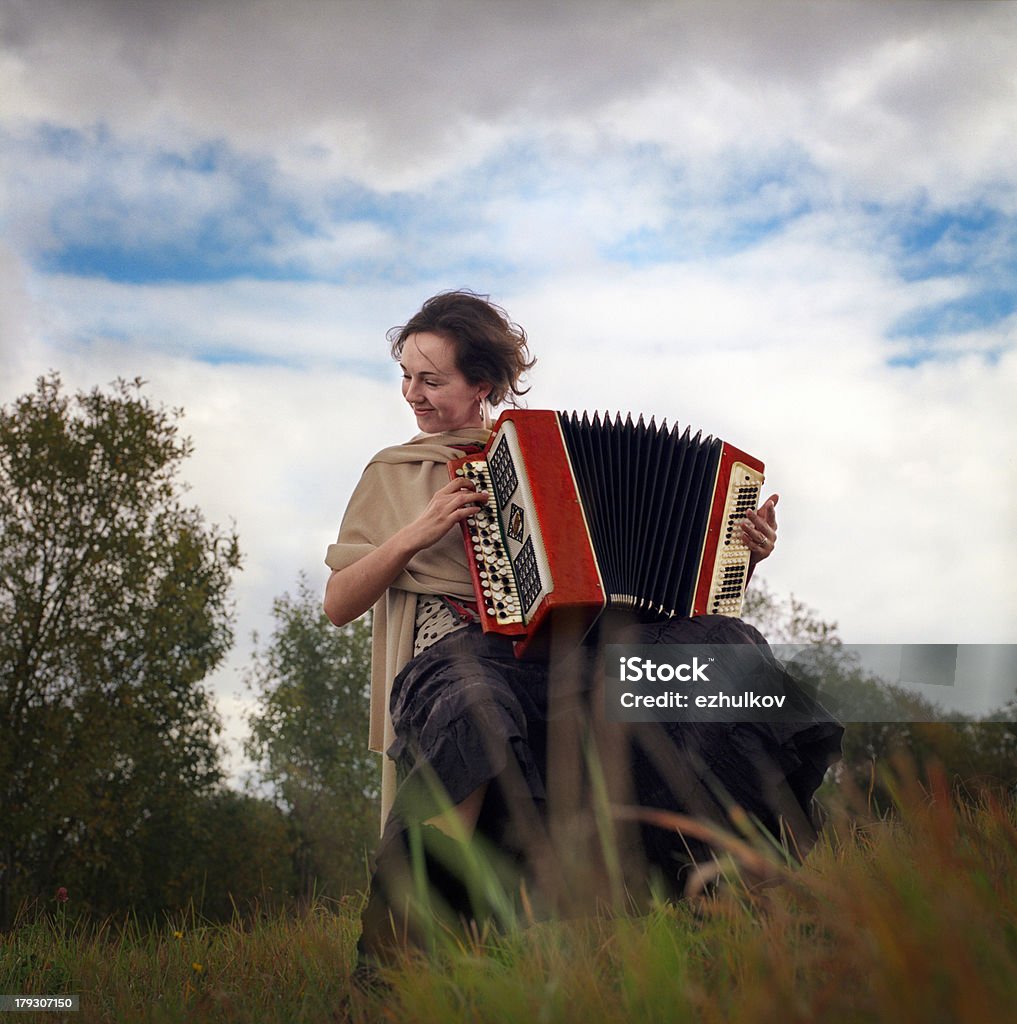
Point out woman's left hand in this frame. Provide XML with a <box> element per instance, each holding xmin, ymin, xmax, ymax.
<box><xmin>742</xmin><ymin>493</ymin><xmax>779</xmax><ymax>565</ymax></box>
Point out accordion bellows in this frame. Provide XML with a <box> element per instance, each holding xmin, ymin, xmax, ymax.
<box><xmin>449</xmin><ymin>410</ymin><xmax>765</xmax><ymax>657</ymax></box>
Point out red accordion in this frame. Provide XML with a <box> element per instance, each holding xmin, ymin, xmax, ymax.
<box><xmin>448</xmin><ymin>410</ymin><xmax>765</xmax><ymax>657</ymax></box>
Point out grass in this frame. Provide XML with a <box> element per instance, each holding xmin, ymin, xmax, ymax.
<box><xmin>3</xmin><ymin>764</ymin><xmax>1016</xmax><ymax>1023</ymax></box>
<box><xmin>1</xmin><ymin>896</ymin><xmax>362</xmax><ymax>1023</ymax></box>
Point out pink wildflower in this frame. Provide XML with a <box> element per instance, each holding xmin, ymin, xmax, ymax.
<box><xmin>55</xmin><ymin>887</ymin><xmax>69</xmax><ymax>903</ymax></box>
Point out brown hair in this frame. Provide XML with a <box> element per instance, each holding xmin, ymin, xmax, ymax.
<box><xmin>387</xmin><ymin>290</ymin><xmax>535</xmax><ymax>407</ymax></box>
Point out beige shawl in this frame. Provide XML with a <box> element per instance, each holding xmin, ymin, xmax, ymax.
<box><xmin>325</xmin><ymin>428</ymin><xmax>491</xmax><ymax>824</ymax></box>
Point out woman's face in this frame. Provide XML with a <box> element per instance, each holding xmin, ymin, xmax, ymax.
<box><xmin>400</xmin><ymin>331</ymin><xmax>490</xmax><ymax>434</ymax></box>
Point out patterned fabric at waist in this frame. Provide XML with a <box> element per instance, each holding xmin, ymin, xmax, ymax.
<box><xmin>413</xmin><ymin>594</ymin><xmax>482</xmax><ymax>656</ymax></box>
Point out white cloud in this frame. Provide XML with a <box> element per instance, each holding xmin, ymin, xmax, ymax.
<box><xmin>0</xmin><ymin>243</ymin><xmax>34</xmax><ymax>378</ymax></box>
<box><xmin>2</xmin><ymin>0</ymin><xmax>1014</xmax><ymax>199</ymax></box>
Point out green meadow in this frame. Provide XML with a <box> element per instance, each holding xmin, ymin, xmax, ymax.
<box><xmin>4</xmin><ymin>762</ymin><xmax>1015</xmax><ymax>1024</ymax></box>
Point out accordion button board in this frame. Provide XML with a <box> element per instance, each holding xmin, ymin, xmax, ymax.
<box><xmin>454</xmin><ymin>461</ymin><xmax>525</xmax><ymax>627</ymax></box>
<box><xmin>704</xmin><ymin>463</ymin><xmax>763</xmax><ymax>615</ymax></box>
<box><xmin>451</xmin><ymin>416</ymin><xmax>570</xmax><ymax>638</ymax></box>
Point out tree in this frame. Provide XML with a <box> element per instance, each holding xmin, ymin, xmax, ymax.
<box><xmin>0</xmin><ymin>374</ymin><xmax>241</xmax><ymax>926</ymax></box>
<box><xmin>145</xmin><ymin>790</ymin><xmax>299</xmax><ymax>921</ymax></box>
<box><xmin>244</xmin><ymin>576</ymin><xmax>380</xmax><ymax>899</ymax></box>
<box><xmin>741</xmin><ymin>577</ymin><xmax>841</xmax><ymax>646</ymax></box>
<box><xmin>743</xmin><ymin>581</ymin><xmax>1017</xmax><ymax>806</ymax></box>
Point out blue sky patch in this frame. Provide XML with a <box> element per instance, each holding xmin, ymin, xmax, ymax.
<box><xmin>603</xmin><ymin>144</ymin><xmax>819</xmax><ymax>265</ymax></box>
<box><xmin>883</xmin><ymin>198</ymin><xmax>1017</xmax><ymax>283</ymax></box>
<box><xmin>193</xmin><ymin>346</ymin><xmax>301</xmax><ymax>368</ymax></box>
<box><xmin>889</xmin><ymin>287</ymin><xmax>1017</xmax><ymax>340</ymax></box>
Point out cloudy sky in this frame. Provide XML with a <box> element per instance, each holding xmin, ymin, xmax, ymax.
<box><xmin>2</xmin><ymin>0</ymin><xmax>1015</xmax><ymax>764</ymax></box>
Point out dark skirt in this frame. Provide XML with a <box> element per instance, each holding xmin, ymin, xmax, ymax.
<box><xmin>386</xmin><ymin>626</ymin><xmax>551</xmax><ymax>848</ymax></box>
<box><xmin>365</xmin><ymin>615</ymin><xmax>842</xmax><ymax>951</ymax></box>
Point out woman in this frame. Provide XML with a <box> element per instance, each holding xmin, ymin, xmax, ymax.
<box><xmin>324</xmin><ymin>290</ymin><xmax>840</xmax><ymax>964</ymax></box>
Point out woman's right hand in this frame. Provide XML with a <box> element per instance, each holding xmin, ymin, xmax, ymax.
<box><xmin>324</xmin><ymin>478</ymin><xmax>488</xmax><ymax>627</ymax></box>
<box><xmin>400</xmin><ymin>477</ymin><xmax>489</xmax><ymax>553</ymax></box>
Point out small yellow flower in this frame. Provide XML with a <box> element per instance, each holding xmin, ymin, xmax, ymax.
<box><xmin>191</xmin><ymin>962</ymin><xmax>203</xmax><ymax>974</ymax></box>
<box><xmin>173</xmin><ymin>931</ymin><xmax>183</xmax><ymax>940</ymax></box>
